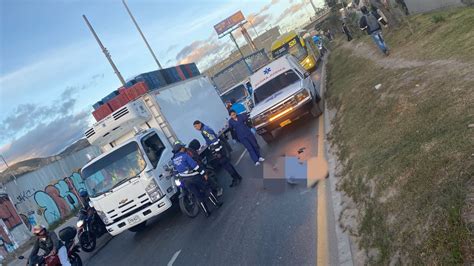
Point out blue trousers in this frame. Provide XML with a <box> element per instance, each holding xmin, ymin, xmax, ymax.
<box><xmin>240</xmin><ymin>135</ymin><xmax>261</xmax><ymax>163</ymax></box>
<box><xmin>370</xmin><ymin>30</ymin><xmax>388</xmax><ymax>54</ymax></box>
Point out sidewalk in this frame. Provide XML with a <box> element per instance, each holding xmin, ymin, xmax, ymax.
<box><xmin>7</xmin><ymin>216</ymin><xmax>113</xmax><ymax>266</ymax></box>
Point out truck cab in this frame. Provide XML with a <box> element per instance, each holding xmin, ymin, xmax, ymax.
<box><xmin>219</xmin><ymin>79</ymin><xmax>254</xmax><ymax>113</ymax></box>
<box><xmin>249</xmin><ymin>54</ymin><xmax>322</xmax><ymax>143</ymax></box>
<box><xmin>81</xmin><ymin>128</ymin><xmax>176</xmax><ymax>235</ymax></box>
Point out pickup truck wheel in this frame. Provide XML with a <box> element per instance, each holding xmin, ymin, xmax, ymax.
<box><xmin>310</xmin><ymin>102</ymin><xmax>323</xmax><ymax>118</ymax></box>
<box><xmin>261</xmin><ymin>132</ymin><xmax>274</xmax><ymax>143</ymax></box>
<box><xmin>128</xmin><ymin>221</ymin><xmax>147</xmax><ymax>232</ymax></box>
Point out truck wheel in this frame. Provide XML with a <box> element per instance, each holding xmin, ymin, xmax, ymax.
<box><xmin>128</xmin><ymin>221</ymin><xmax>147</xmax><ymax>232</ymax></box>
<box><xmin>261</xmin><ymin>132</ymin><xmax>274</xmax><ymax>143</ymax></box>
<box><xmin>310</xmin><ymin>102</ymin><xmax>323</xmax><ymax>118</ymax></box>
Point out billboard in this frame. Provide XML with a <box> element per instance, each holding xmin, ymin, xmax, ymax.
<box><xmin>214</xmin><ymin>11</ymin><xmax>245</xmax><ymax>35</ymax></box>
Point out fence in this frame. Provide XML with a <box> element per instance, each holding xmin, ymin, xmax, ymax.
<box><xmin>211</xmin><ymin>49</ymin><xmax>270</xmax><ymax>93</ymax></box>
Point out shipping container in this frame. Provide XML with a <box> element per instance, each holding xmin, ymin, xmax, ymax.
<box><xmin>121</xmin><ymin>81</ymin><xmax>149</xmax><ymax>101</ymax></box>
<box><xmin>92</xmin><ymin>103</ymin><xmax>113</xmax><ymax>121</ymax></box>
<box><xmin>162</xmin><ymin>67</ymin><xmax>181</xmax><ymax>84</ymax></box>
<box><xmin>93</xmin><ymin>101</ymin><xmax>103</xmax><ymax>110</ymax></box>
<box><xmin>175</xmin><ymin>66</ymin><xmax>186</xmax><ymax>80</ymax></box>
<box><xmin>108</xmin><ymin>93</ymin><xmax>130</xmax><ymax>111</ymax></box>
<box><xmin>135</xmin><ymin>70</ymin><xmax>166</xmax><ymax>91</ymax></box>
<box><xmin>102</xmin><ymin>90</ymin><xmax>119</xmax><ymax>103</ymax></box>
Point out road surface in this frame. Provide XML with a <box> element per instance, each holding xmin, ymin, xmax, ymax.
<box><xmin>84</xmin><ymin>68</ymin><xmax>341</xmax><ymax>266</ymax></box>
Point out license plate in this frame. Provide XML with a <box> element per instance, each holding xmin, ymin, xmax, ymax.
<box><xmin>280</xmin><ymin>119</ymin><xmax>292</xmax><ymax>127</ymax></box>
<box><xmin>127</xmin><ymin>215</ymin><xmax>141</xmax><ymax>225</ymax></box>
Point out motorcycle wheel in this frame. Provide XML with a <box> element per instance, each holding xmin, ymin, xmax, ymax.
<box><xmin>69</xmin><ymin>252</ymin><xmax>83</xmax><ymax>266</ymax></box>
<box><xmin>179</xmin><ymin>193</ymin><xmax>200</xmax><ymax>218</ymax></box>
<box><xmin>79</xmin><ymin>233</ymin><xmax>96</xmax><ymax>253</ymax></box>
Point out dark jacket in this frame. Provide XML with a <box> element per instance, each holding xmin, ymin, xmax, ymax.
<box><xmin>359</xmin><ymin>11</ymin><xmax>386</xmax><ymax>34</ymax></box>
<box><xmin>30</xmin><ymin>231</ymin><xmax>63</xmax><ymax>259</ymax></box>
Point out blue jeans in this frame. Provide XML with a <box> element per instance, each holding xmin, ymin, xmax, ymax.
<box><xmin>370</xmin><ymin>30</ymin><xmax>388</xmax><ymax>54</ymax></box>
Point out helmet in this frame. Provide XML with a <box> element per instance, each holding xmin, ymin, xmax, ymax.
<box><xmin>172</xmin><ymin>142</ymin><xmax>185</xmax><ymax>153</ymax></box>
<box><xmin>32</xmin><ymin>225</ymin><xmax>46</xmax><ymax>235</ymax></box>
<box><xmin>79</xmin><ymin>190</ymin><xmax>88</xmax><ymax>198</ymax></box>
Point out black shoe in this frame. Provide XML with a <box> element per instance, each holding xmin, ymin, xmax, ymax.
<box><xmin>230</xmin><ymin>179</ymin><xmax>238</xmax><ymax>187</ymax></box>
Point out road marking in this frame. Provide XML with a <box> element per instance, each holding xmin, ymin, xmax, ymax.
<box><xmin>317</xmin><ymin>179</ymin><xmax>329</xmax><ymax>265</ymax></box>
<box><xmin>234</xmin><ymin>150</ymin><xmax>247</xmax><ymax>165</ymax></box>
<box><xmin>167</xmin><ymin>250</ymin><xmax>181</xmax><ymax>266</ymax></box>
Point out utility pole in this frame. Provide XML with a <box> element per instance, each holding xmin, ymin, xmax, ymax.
<box><xmin>228</xmin><ymin>32</ymin><xmax>253</xmax><ymax>74</ymax></box>
<box><xmin>82</xmin><ymin>15</ymin><xmax>126</xmax><ymax>86</ymax></box>
<box><xmin>310</xmin><ymin>0</ymin><xmax>319</xmax><ymax>15</ymax></box>
<box><xmin>122</xmin><ymin>0</ymin><xmax>163</xmax><ymax>70</ymax></box>
<box><xmin>1</xmin><ymin>155</ymin><xmax>17</xmax><ymax>185</ymax></box>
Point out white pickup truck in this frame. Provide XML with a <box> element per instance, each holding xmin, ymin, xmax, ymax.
<box><xmin>80</xmin><ymin>76</ymin><xmax>230</xmax><ymax>235</ymax></box>
<box><xmin>249</xmin><ymin>54</ymin><xmax>322</xmax><ymax>143</ymax></box>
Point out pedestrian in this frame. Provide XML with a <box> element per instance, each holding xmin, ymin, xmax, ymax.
<box><xmin>229</xmin><ymin>98</ymin><xmax>247</xmax><ymax>115</ymax></box>
<box><xmin>228</xmin><ymin>109</ymin><xmax>264</xmax><ymax>166</ymax></box>
<box><xmin>342</xmin><ymin>23</ymin><xmax>353</xmax><ymax>41</ymax></box>
<box><xmin>193</xmin><ymin>120</ymin><xmax>243</xmax><ymax>187</ymax></box>
<box><xmin>359</xmin><ymin>5</ymin><xmax>389</xmax><ymax>55</ymax></box>
<box><xmin>172</xmin><ymin>143</ymin><xmax>221</xmax><ymax>216</ymax></box>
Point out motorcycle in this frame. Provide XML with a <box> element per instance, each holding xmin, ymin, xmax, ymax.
<box><xmin>19</xmin><ymin>226</ymin><xmax>82</xmax><ymax>266</ymax></box>
<box><xmin>76</xmin><ymin>206</ymin><xmax>107</xmax><ymax>253</ymax></box>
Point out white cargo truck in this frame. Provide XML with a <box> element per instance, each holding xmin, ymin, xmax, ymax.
<box><xmin>81</xmin><ymin>76</ymin><xmax>230</xmax><ymax>236</ymax></box>
<box><xmin>249</xmin><ymin>54</ymin><xmax>322</xmax><ymax>143</ymax></box>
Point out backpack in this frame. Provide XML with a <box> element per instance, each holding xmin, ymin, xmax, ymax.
<box><xmin>365</xmin><ymin>13</ymin><xmax>380</xmax><ymax>33</ymax></box>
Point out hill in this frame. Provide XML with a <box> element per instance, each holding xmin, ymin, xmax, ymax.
<box><xmin>0</xmin><ymin>138</ymin><xmax>91</xmax><ymax>183</ymax></box>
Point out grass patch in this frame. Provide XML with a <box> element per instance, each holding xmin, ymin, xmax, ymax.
<box><xmin>382</xmin><ymin>7</ymin><xmax>474</xmax><ymax>62</ymax></box>
<box><xmin>326</xmin><ymin>8</ymin><xmax>474</xmax><ymax>264</ymax></box>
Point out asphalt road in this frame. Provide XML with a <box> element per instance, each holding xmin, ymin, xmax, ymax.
<box><xmin>85</xmin><ymin>70</ymin><xmax>330</xmax><ymax>266</ymax></box>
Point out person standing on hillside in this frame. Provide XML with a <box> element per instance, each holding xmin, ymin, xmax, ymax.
<box><xmin>342</xmin><ymin>23</ymin><xmax>353</xmax><ymax>42</ymax></box>
<box><xmin>359</xmin><ymin>6</ymin><xmax>389</xmax><ymax>55</ymax></box>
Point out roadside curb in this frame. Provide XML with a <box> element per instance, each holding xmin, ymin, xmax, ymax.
<box><xmin>320</xmin><ymin>53</ymin><xmax>355</xmax><ymax>266</ymax></box>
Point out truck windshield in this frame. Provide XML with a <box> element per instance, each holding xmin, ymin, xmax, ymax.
<box><xmin>254</xmin><ymin>70</ymin><xmax>300</xmax><ymax>104</ymax></box>
<box><xmin>82</xmin><ymin>142</ymin><xmax>146</xmax><ymax>197</ymax></box>
<box><xmin>221</xmin><ymin>84</ymin><xmax>247</xmax><ymax>103</ymax></box>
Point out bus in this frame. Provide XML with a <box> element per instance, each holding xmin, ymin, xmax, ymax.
<box><xmin>270</xmin><ymin>30</ymin><xmax>318</xmax><ymax>72</ymax></box>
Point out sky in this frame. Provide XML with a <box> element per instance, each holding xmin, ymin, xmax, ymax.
<box><xmin>0</xmin><ymin>0</ymin><xmax>324</xmax><ymax>169</ymax></box>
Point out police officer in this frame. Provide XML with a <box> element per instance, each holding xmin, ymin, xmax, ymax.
<box><xmin>193</xmin><ymin>120</ymin><xmax>243</xmax><ymax>187</ymax></box>
<box><xmin>172</xmin><ymin>142</ymin><xmax>221</xmax><ymax>216</ymax></box>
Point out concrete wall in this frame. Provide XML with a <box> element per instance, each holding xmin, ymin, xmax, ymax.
<box><xmin>5</xmin><ymin>146</ymin><xmax>101</xmax><ymax>230</ymax></box>
<box><xmin>405</xmin><ymin>0</ymin><xmax>464</xmax><ymax>13</ymax></box>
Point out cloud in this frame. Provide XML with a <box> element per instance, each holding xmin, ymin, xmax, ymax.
<box><xmin>1</xmin><ymin>111</ymin><xmax>90</xmax><ymax>165</ymax></box>
<box><xmin>0</xmin><ymin>75</ymin><xmax>102</xmax><ymax>164</ymax></box>
<box><xmin>276</xmin><ymin>1</ymin><xmax>307</xmax><ymax>22</ymax></box>
<box><xmin>175</xmin><ymin>38</ymin><xmax>232</xmax><ymax>68</ymax></box>
<box><xmin>247</xmin><ymin>13</ymin><xmax>273</xmax><ymax>31</ymax></box>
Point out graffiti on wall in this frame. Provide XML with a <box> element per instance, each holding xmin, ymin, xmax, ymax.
<box><xmin>16</xmin><ymin>172</ymin><xmax>88</xmax><ymax>226</ymax></box>
<box><xmin>0</xmin><ymin>195</ymin><xmax>22</xmax><ymax>256</ymax></box>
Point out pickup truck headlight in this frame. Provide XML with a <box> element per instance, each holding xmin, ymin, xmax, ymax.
<box><xmin>295</xmin><ymin>90</ymin><xmax>310</xmax><ymax>102</ymax></box>
<box><xmin>145</xmin><ymin>179</ymin><xmax>162</xmax><ymax>202</ymax></box>
<box><xmin>96</xmin><ymin>210</ymin><xmax>111</xmax><ymax>225</ymax></box>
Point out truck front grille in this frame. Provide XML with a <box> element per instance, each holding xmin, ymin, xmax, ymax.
<box><xmin>265</xmin><ymin>97</ymin><xmax>298</xmax><ymax>117</ymax></box>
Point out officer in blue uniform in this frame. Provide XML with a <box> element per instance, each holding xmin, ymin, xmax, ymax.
<box><xmin>228</xmin><ymin>109</ymin><xmax>264</xmax><ymax>166</ymax></box>
<box><xmin>193</xmin><ymin>120</ymin><xmax>243</xmax><ymax>187</ymax></box>
<box><xmin>172</xmin><ymin>143</ymin><xmax>220</xmax><ymax>216</ymax></box>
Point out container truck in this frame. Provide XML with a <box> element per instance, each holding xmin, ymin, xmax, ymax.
<box><xmin>81</xmin><ymin>75</ymin><xmax>230</xmax><ymax>236</ymax></box>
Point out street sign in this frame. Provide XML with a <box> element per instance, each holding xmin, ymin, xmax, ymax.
<box><xmin>214</xmin><ymin>11</ymin><xmax>245</xmax><ymax>35</ymax></box>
